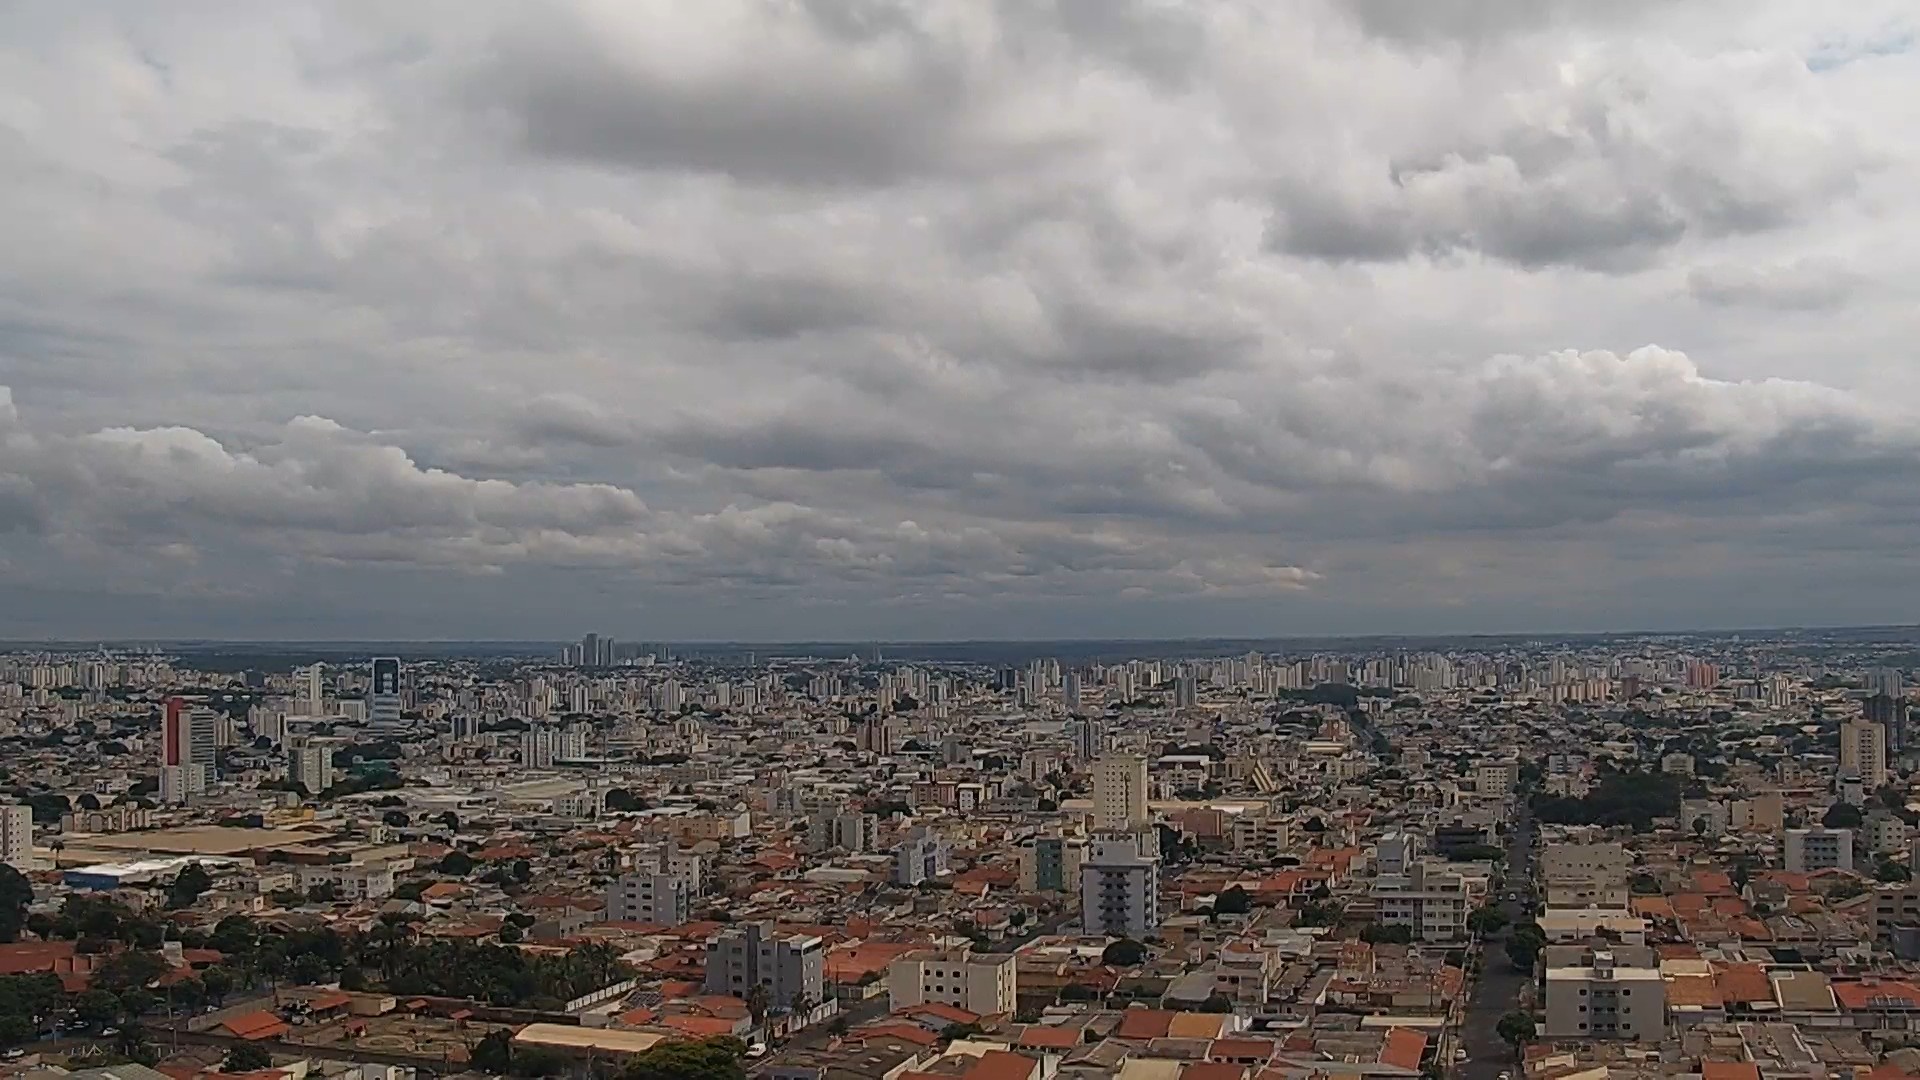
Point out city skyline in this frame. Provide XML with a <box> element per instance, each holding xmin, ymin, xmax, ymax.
<box><xmin>4</xmin><ymin>2</ymin><xmax>1920</xmax><ymax>638</ymax></box>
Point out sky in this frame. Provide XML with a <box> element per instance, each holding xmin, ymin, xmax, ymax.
<box><xmin>2</xmin><ymin>1</ymin><xmax>1919</xmax><ymax>642</ymax></box>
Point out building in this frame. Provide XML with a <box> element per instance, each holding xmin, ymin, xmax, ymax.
<box><xmin>1371</xmin><ymin>860</ymin><xmax>1470</xmax><ymax>944</ymax></box>
<box><xmin>297</xmin><ymin>862</ymin><xmax>395</xmax><ymax>901</ymax></box>
<box><xmin>161</xmin><ymin>697</ymin><xmax>219</xmax><ymax>802</ymax></box>
<box><xmin>1018</xmin><ymin>833</ymin><xmax>1088</xmax><ymax>893</ymax></box>
<box><xmin>288</xmin><ymin>737</ymin><xmax>333</xmax><ymax>795</ymax></box>
<box><xmin>1374</xmin><ymin>832</ymin><xmax>1421</xmax><ymax>877</ymax></box>
<box><xmin>297</xmin><ymin>664</ymin><xmax>324</xmax><ymax>717</ymax></box>
<box><xmin>1081</xmin><ymin>830</ymin><xmax>1161</xmax><ymax>938</ymax></box>
<box><xmin>1067</xmin><ymin>717</ymin><xmax>1103</xmax><ymax>762</ymax></box>
<box><xmin>886</xmin><ymin>949</ymin><xmax>1017</xmax><ymax>1017</ymax></box>
<box><xmin>704</xmin><ymin>921</ymin><xmax>825</xmax><ymax>1012</ymax></box>
<box><xmin>606</xmin><ymin>871</ymin><xmax>688</xmax><ymax>927</ymax></box>
<box><xmin>526</xmin><ymin>722</ymin><xmax>588</xmax><ymax>769</ymax></box>
<box><xmin>808</xmin><ymin>812</ymin><xmax>878</xmax><ymax>854</ymax></box>
<box><xmin>1840</xmin><ymin>719</ymin><xmax>1890</xmax><ymax>790</ymax></box>
<box><xmin>1785</xmin><ymin>827</ymin><xmax>1854</xmax><ymax>873</ymax></box>
<box><xmin>369</xmin><ymin>657</ymin><xmax>403</xmax><ymax>732</ymax></box>
<box><xmin>0</xmin><ymin>804</ymin><xmax>32</xmax><ymax>872</ymax></box>
<box><xmin>894</xmin><ymin>826</ymin><xmax>950</xmax><ymax>886</ymax></box>
<box><xmin>1094</xmin><ymin>754</ymin><xmax>1149</xmax><ymax>831</ymax></box>
<box><xmin>1475</xmin><ymin>761</ymin><xmax>1520</xmax><ymax>799</ymax></box>
<box><xmin>1542</xmin><ymin>949</ymin><xmax>1665</xmax><ymax>1041</ymax></box>
<box><xmin>1540</xmin><ymin>842</ymin><xmax>1631</xmax><ymax>911</ymax></box>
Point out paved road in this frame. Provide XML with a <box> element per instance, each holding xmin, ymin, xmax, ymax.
<box><xmin>1460</xmin><ymin>808</ymin><xmax>1535</xmax><ymax>1080</ymax></box>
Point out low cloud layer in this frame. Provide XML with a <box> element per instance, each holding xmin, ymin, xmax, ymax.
<box><xmin>1</xmin><ymin>1</ymin><xmax>1918</xmax><ymax>639</ymax></box>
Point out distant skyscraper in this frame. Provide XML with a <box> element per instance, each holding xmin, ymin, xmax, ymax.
<box><xmin>1063</xmin><ymin>672</ymin><xmax>1082</xmax><ymax>712</ymax></box>
<box><xmin>1841</xmin><ymin>718</ymin><xmax>1890</xmax><ymax>791</ymax></box>
<box><xmin>298</xmin><ymin>664</ymin><xmax>324</xmax><ymax>716</ymax></box>
<box><xmin>1068</xmin><ymin>718</ymin><xmax>1103</xmax><ymax>762</ymax></box>
<box><xmin>1868</xmin><ymin>668</ymin><xmax>1905</xmax><ymax>700</ymax></box>
<box><xmin>369</xmin><ymin>657</ymin><xmax>403</xmax><ymax>731</ymax></box>
<box><xmin>1174</xmin><ymin>674</ymin><xmax>1197</xmax><ymax>709</ymax></box>
<box><xmin>161</xmin><ymin>697</ymin><xmax>217</xmax><ymax>802</ymax></box>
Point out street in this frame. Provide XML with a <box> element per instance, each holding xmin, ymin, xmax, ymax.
<box><xmin>1459</xmin><ymin>806</ymin><xmax>1534</xmax><ymax>1080</ymax></box>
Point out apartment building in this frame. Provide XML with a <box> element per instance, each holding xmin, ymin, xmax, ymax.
<box><xmin>886</xmin><ymin>949</ymin><xmax>1017</xmax><ymax>1017</ymax></box>
<box><xmin>1540</xmin><ymin>842</ymin><xmax>1631</xmax><ymax>911</ymax></box>
<box><xmin>605</xmin><ymin>871</ymin><xmax>688</xmax><ymax>927</ymax></box>
<box><xmin>1543</xmin><ymin>949</ymin><xmax>1664</xmax><ymax>1041</ymax></box>
<box><xmin>1371</xmin><ymin>860</ymin><xmax>1470</xmax><ymax>944</ymax></box>
<box><xmin>705</xmin><ymin>921</ymin><xmax>825</xmax><ymax>1012</ymax></box>
<box><xmin>1082</xmin><ymin>830</ymin><xmax>1162</xmax><ymax>938</ymax></box>
<box><xmin>1785</xmin><ymin>827</ymin><xmax>1854</xmax><ymax>873</ymax></box>
<box><xmin>1018</xmin><ymin>833</ymin><xmax>1088</xmax><ymax>893</ymax></box>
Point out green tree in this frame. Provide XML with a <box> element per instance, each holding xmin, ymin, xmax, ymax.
<box><xmin>1496</xmin><ymin>1011</ymin><xmax>1536</xmax><ymax>1055</ymax></box>
<box><xmin>0</xmin><ymin>866</ymin><xmax>30</xmax><ymax>943</ymax></box>
<box><xmin>167</xmin><ymin>863</ymin><xmax>214</xmax><ymax>910</ymax></box>
<box><xmin>622</xmin><ymin>1036</ymin><xmax>748</xmax><ymax>1080</ymax></box>
<box><xmin>1362</xmin><ymin>924</ymin><xmax>1414</xmax><ymax>945</ymax></box>
<box><xmin>1877</xmin><ymin>859</ymin><xmax>1913</xmax><ymax>883</ymax></box>
<box><xmin>1214</xmin><ymin>886</ymin><xmax>1252</xmax><ymax>916</ymax></box>
<box><xmin>472</xmin><ymin>1030</ymin><xmax>514</xmax><ymax>1074</ymax></box>
<box><xmin>1824</xmin><ymin>803</ymin><xmax>1865</xmax><ymax>830</ymax></box>
<box><xmin>1101</xmin><ymin>939</ymin><xmax>1147</xmax><ymax>966</ymax></box>
<box><xmin>439</xmin><ymin>850</ymin><xmax>476</xmax><ymax>876</ymax></box>
<box><xmin>75</xmin><ymin>989</ymin><xmax>121</xmax><ymax>1028</ymax></box>
<box><xmin>499</xmin><ymin>923</ymin><xmax>524</xmax><ymax>944</ymax></box>
<box><xmin>1468</xmin><ymin>905</ymin><xmax>1511</xmax><ymax>936</ymax></box>
<box><xmin>225</xmin><ymin>1045</ymin><xmax>275</xmax><ymax>1072</ymax></box>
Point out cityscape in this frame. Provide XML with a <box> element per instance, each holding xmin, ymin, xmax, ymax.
<box><xmin>4</xmin><ymin>2</ymin><xmax>1920</xmax><ymax>1080</ymax></box>
<box><xmin>0</xmin><ymin>630</ymin><xmax>1915</xmax><ymax>1079</ymax></box>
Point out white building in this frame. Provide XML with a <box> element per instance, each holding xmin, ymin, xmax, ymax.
<box><xmin>1543</xmin><ymin>949</ymin><xmax>1665</xmax><ymax>1041</ymax></box>
<box><xmin>1475</xmin><ymin>760</ymin><xmax>1520</xmax><ymax>799</ymax></box>
<box><xmin>1374</xmin><ymin>832</ymin><xmax>1421</xmax><ymax>877</ymax></box>
<box><xmin>298</xmin><ymin>861</ymin><xmax>396</xmax><ymax>901</ymax></box>
<box><xmin>289</xmin><ymin>738</ymin><xmax>334</xmax><ymax>795</ymax></box>
<box><xmin>0</xmin><ymin>805</ymin><xmax>33</xmax><ymax>872</ymax></box>
<box><xmin>1785</xmin><ymin>827</ymin><xmax>1854</xmax><ymax>873</ymax></box>
<box><xmin>886</xmin><ymin>949</ymin><xmax>1017</xmax><ymax>1017</ymax></box>
<box><xmin>606</xmin><ymin>871</ymin><xmax>688</xmax><ymax>927</ymax></box>
<box><xmin>1371</xmin><ymin>860</ymin><xmax>1470</xmax><ymax>943</ymax></box>
<box><xmin>1081</xmin><ymin>830</ymin><xmax>1160</xmax><ymax>938</ymax></box>
<box><xmin>1094</xmin><ymin>755</ymin><xmax>1150</xmax><ymax>831</ymax></box>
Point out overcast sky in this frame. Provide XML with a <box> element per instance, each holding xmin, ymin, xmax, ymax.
<box><xmin>3</xmin><ymin>1</ymin><xmax>1919</xmax><ymax>642</ymax></box>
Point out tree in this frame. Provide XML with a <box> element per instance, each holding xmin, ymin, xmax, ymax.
<box><xmin>622</xmin><ymin>1036</ymin><xmax>748</xmax><ymax>1080</ymax></box>
<box><xmin>499</xmin><ymin>923</ymin><xmax>524</xmax><ymax>944</ymax></box>
<box><xmin>1824</xmin><ymin>803</ymin><xmax>1865</xmax><ymax>830</ymax></box>
<box><xmin>1101</xmin><ymin>939</ymin><xmax>1147</xmax><ymax>966</ymax></box>
<box><xmin>1468</xmin><ymin>905</ymin><xmax>1511</xmax><ymax>937</ymax></box>
<box><xmin>167</xmin><ymin>863</ymin><xmax>214</xmax><ymax>910</ymax></box>
<box><xmin>225</xmin><ymin>1045</ymin><xmax>275</xmax><ymax>1072</ymax></box>
<box><xmin>1505</xmin><ymin>936</ymin><xmax>1540</xmax><ymax>972</ymax></box>
<box><xmin>439</xmin><ymin>850</ymin><xmax>476</xmax><ymax>876</ymax></box>
<box><xmin>472</xmin><ymin>1030</ymin><xmax>514</xmax><ymax>1075</ymax></box>
<box><xmin>75</xmin><ymin>989</ymin><xmax>121</xmax><ymax>1028</ymax></box>
<box><xmin>1214</xmin><ymin>886</ymin><xmax>1252</xmax><ymax>916</ymax></box>
<box><xmin>1196</xmin><ymin>994</ymin><xmax>1235</xmax><ymax>1013</ymax></box>
<box><xmin>307</xmin><ymin>882</ymin><xmax>340</xmax><ymax>903</ymax></box>
<box><xmin>1879</xmin><ymin>859</ymin><xmax>1914</xmax><ymax>883</ymax></box>
<box><xmin>1362</xmin><ymin>924</ymin><xmax>1414</xmax><ymax>945</ymax></box>
<box><xmin>289</xmin><ymin>953</ymin><xmax>331</xmax><ymax>986</ymax></box>
<box><xmin>743</xmin><ymin>983</ymin><xmax>770</xmax><ymax>1022</ymax></box>
<box><xmin>0</xmin><ymin>866</ymin><xmax>31</xmax><ymax>943</ymax></box>
<box><xmin>1496</xmin><ymin>1011</ymin><xmax>1536</xmax><ymax>1054</ymax></box>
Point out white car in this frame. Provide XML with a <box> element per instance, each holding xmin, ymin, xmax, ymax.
<box><xmin>746</xmin><ymin>1044</ymin><xmax>768</xmax><ymax>1059</ymax></box>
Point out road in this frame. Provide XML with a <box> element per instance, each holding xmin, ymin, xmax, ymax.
<box><xmin>1459</xmin><ymin>806</ymin><xmax>1535</xmax><ymax>1080</ymax></box>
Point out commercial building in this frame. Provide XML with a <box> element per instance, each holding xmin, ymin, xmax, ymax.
<box><xmin>886</xmin><ymin>949</ymin><xmax>1017</xmax><ymax>1017</ymax></box>
<box><xmin>161</xmin><ymin>697</ymin><xmax>219</xmax><ymax>802</ymax></box>
<box><xmin>1540</xmin><ymin>842</ymin><xmax>1632</xmax><ymax>911</ymax></box>
<box><xmin>369</xmin><ymin>657</ymin><xmax>404</xmax><ymax>733</ymax></box>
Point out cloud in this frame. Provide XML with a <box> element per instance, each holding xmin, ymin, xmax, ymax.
<box><xmin>1688</xmin><ymin>258</ymin><xmax>1862</xmax><ymax>310</ymax></box>
<box><xmin>1</xmin><ymin>1</ymin><xmax>1919</xmax><ymax>637</ymax></box>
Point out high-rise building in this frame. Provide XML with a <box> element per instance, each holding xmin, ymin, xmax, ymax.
<box><xmin>1841</xmin><ymin>719</ymin><xmax>1890</xmax><ymax>790</ymax></box>
<box><xmin>0</xmin><ymin>805</ymin><xmax>33</xmax><ymax>872</ymax></box>
<box><xmin>1868</xmin><ymin>668</ymin><xmax>1906</xmax><ymax>700</ymax></box>
<box><xmin>1081</xmin><ymin>831</ymin><xmax>1161</xmax><ymax>937</ymax></box>
<box><xmin>1174</xmin><ymin>675</ymin><xmax>1197</xmax><ymax>709</ymax></box>
<box><xmin>1786</xmin><ymin>827</ymin><xmax>1855</xmax><ymax>873</ymax></box>
<box><xmin>298</xmin><ymin>664</ymin><xmax>324</xmax><ymax>717</ymax></box>
<box><xmin>894</xmin><ymin>826</ymin><xmax>950</xmax><ymax>886</ymax></box>
<box><xmin>288</xmin><ymin>737</ymin><xmax>333</xmax><ymax>795</ymax></box>
<box><xmin>161</xmin><ymin>697</ymin><xmax>217</xmax><ymax>802</ymax></box>
<box><xmin>369</xmin><ymin>657</ymin><xmax>403</xmax><ymax>732</ymax></box>
<box><xmin>1062</xmin><ymin>672</ymin><xmax>1082</xmax><ymax>712</ymax></box>
<box><xmin>1094</xmin><ymin>754</ymin><xmax>1149</xmax><ymax>832</ymax></box>
<box><xmin>1068</xmin><ymin>718</ymin><xmax>1103</xmax><ymax>762</ymax></box>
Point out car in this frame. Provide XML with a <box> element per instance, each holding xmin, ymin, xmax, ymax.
<box><xmin>4</xmin><ymin>1048</ymin><xmax>26</xmax><ymax>1061</ymax></box>
<box><xmin>100</xmin><ymin>1027</ymin><xmax>119</xmax><ymax>1037</ymax></box>
<box><xmin>1499</xmin><ymin>1072</ymin><xmax>1512</xmax><ymax>1080</ymax></box>
<box><xmin>746</xmin><ymin>1044</ymin><xmax>769</xmax><ymax>1059</ymax></box>
<box><xmin>1453</xmin><ymin>1049</ymin><xmax>1469</xmax><ymax>1062</ymax></box>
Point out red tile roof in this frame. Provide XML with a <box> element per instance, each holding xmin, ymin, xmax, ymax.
<box><xmin>1116</xmin><ymin>1009</ymin><xmax>1176</xmax><ymax>1040</ymax></box>
<box><xmin>220</xmin><ymin>1011</ymin><xmax>292</xmax><ymax>1041</ymax></box>
<box><xmin>1701</xmin><ymin>1062</ymin><xmax>1760</xmax><ymax>1080</ymax></box>
<box><xmin>1379</xmin><ymin>1028</ymin><xmax>1426</xmax><ymax>1072</ymax></box>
